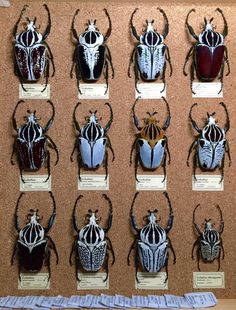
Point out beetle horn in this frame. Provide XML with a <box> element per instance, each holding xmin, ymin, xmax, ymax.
<box><xmin>216</xmin><ymin>8</ymin><xmax>228</xmax><ymax>38</ymax></box>
<box><xmin>157</xmin><ymin>8</ymin><xmax>169</xmax><ymax>39</ymax></box>
<box><xmin>26</xmin><ymin>17</ymin><xmax>31</xmax><ymax>23</ymax></box>
<box><xmin>33</xmin><ymin>17</ymin><xmax>37</xmax><ymax>25</ymax></box>
<box><xmin>186</xmin><ymin>9</ymin><xmax>198</xmax><ymax>41</ymax></box>
<box><xmin>204</xmin><ymin>17</ymin><xmax>207</xmax><ymax>25</ymax></box>
<box><xmin>209</xmin><ymin>17</ymin><xmax>214</xmax><ymax>24</ymax></box>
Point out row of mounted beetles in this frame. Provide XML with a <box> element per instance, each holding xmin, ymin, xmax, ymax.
<box><xmin>12</xmin><ymin>190</ymin><xmax>224</xmax><ymax>284</ymax></box>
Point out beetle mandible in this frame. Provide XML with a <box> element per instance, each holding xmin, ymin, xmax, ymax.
<box><xmin>183</xmin><ymin>8</ymin><xmax>230</xmax><ymax>94</ymax></box>
<box><xmin>128</xmin><ymin>8</ymin><xmax>172</xmax><ymax>93</ymax></box>
<box><xmin>187</xmin><ymin>102</ymin><xmax>231</xmax><ymax>182</ymax></box>
<box><xmin>70</xmin><ymin>102</ymin><xmax>114</xmax><ymax>180</ymax></box>
<box><xmin>70</xmin><ymin>9</ymin><xmax>114</xmax><ymax>94</ymax></box>
<box><xmin>192</xmin><ymin>204</ymin><xmax>224</xmax><ymax>271</ymax></box>
<box><xmin>11</xmin><ymin>191</ymin><xmax>59</xmax><ymax>282</ymax></box>
<box><xmin>69</xmin><ymin>194</ymin><xmax>115</xmax><ymax>281</ymax></box>
<box><xmin>13</xmin><ymin>4</ymin><xmax>55</xmax><ymax>92</ymax></box>
<box><xmin>128</xmin><ymin>191</ymin><xmax>176</xmax><ymax>283</ymax></box>
<box><xmin>11</xmin><ymin>100</ymin><xmax>59</xmax><ymax>183</ymax></box>
<box><xmin>130</xmin><ymin>96</ymin><xmax>171</xmax><ymax>182</ymax></box>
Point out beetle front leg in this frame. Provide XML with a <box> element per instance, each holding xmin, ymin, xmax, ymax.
<box><xmin>128</xmin><ymin>48</ymin><xmax>136</xmax><ymax>78</ymax></box>
<box><xmin>69</xmin><ymin>238</ymin><xmax>77</xmax><ymax>265</ymax></box>
<box><xmin>160</xmin><ymin>61</ymin><xmax>166</xmax><ymax>93</ymax></box>
<box><xmin>219</xmin><ymin>154</ymin><xmax>225</xmax><ymax>183</ymax></box>
<box><xmin>70</xmin><ymin>139</ymin><xmax>78</xmax><ymax>162</ymax></box>
<box><xmin>186</xmin><ymin>139</ymin><xmax>197</xmax><ymax>167</ymax></box>
<box><xmin>168</xmin><ymin>237</ymin><xmax>176</xmax><ymax>264</ymax></box>
<box><xmin>13</xmin><ymin>4</ymin><xmax>28</xmax><ymax>37</ymax></box>
<box><xmin>134</xmin><ymin>153</ymin><xmax>139</xmax><ymax>182</ymax></box>
<box><xmin>103</xmin><ymin>60</ymin><xmax>109</xmax><ymax>95</ymax></box>
<box><xmin>183</xmin><ymin>46</ymin><xmax>194</xmax><ymax>76</ymax></box>
<box><xmin>107</xmin><ymin>136</ymin><xmax>115</xmax><ymax>162</ymax></box>
<box><xmin>165</xmin><ymin>45</ymin><xmax>173</xmax><ymax>77</ymax></box>
<box><xmin>220</xmin><ymin>238</ymin><xmax>225</xmax><ymax>260</ymax></box>
<box><xmin>15</xmin><ymin>192</ymin><xmax>24</xmax><ymax>231</ymax></box>
<box><xmin>44</xmin><ymin>150</ymin><xmax>51</xmax><ymax>183</ymax></box>
<box><xmin>191</xmin><ymin>239</ymin><xmax>199</xmax><ymax>260</ymax></box>
<box><xmin>45</xmin><ymin>42</ymin><xmax>55</xmax><ymax>77</ymax></box>
<box><xmin>77</xmin><ymin>151</ymin><xmax>83</xmax><ymax>181</ymax></box>
<box><xmin>46</xmin><ymin>135</ymin><xmax>59</xmax><ymax>166</ymax></box>
<box><xmin>42</xmin><ymin>4</ymin><xmax>51</xmax><ymax>41</ymax></box>
<box><xmin>48</xmin><ymin>236</ymin><xmax>59</xmax><ymax>265</ymax></box>
<box><xmin>106</xmin><ymin>45</ymin><xmax>114</xmax><ymax>79</ymax></box>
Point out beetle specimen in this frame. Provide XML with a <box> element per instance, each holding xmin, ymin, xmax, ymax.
<box><xmin>13</xmin><ymin>4</ymin><xmax>55</xmax><ymax>92</ymax></box>
<box><xmin>11</xmin><ymin>100</ymin><xmax>59</xmax><ymax>182</ymax></box>
<box><xmin>128</xmin><ymin>8</ymin><xmax>172</xmax><ymax>93</ymax></box>
<box><xmin>70</xmin><ymin>9</ymin><xmax>114</xmax><ymax>94</ymax></box>
<box><xmin>70</xmin><ymin>102</ymin><xmax>114</xmax><ymax>180</ymax></box>
<box><xmin>11</xmin><ymin>191</ymin><xmax>59</xmax><ymax>281</ymax></box>
<box><xmin>128</xmin><ymin>191</ymin><xmax>176</xmax><ymax>283</ymax></box>
<box><xmin>187</xmin><ymin>102</ymin><xmax>231</xmax><ymax>182</ymax></box>
<box><xmin>130</xmin><ymin>96</ymin><xmax>171</xmax><ymax>182</ymax></box>
<box><xmin>183</xmin><ymin>8</ymin><xmax>230</xmax><ymax>94</ymax></box>
<box><xmin>70</xmin><ymin>194</ymin><xmax>115</xmax><ymax>281</ymax></box>
<box><xmin>192</xmin><ymin>204</ymin><xmax>224</xmax><ymax>271</ymax></box>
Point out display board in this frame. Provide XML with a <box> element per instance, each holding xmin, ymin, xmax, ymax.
<box><xmin>0</xmin><ymin>0</ymin><xmax>236</xmax><ymax>299</ymax></box>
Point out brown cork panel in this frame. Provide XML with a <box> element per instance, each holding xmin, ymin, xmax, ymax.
<box><xmin>0</xmin><ymin>0</ymin><xmax>236</xmax><ymax>299</ymax></box>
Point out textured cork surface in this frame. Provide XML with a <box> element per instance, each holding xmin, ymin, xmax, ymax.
<box><xmin>0</xmin><ymin>1</ymin><xmax>236</xmax><ymax>298</ymax></box>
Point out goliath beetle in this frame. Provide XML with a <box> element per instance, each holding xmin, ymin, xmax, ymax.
<box><xmin>128</xmin><ymin>8</ymin><xmax>172</xmax><ymax>93</ymax></box>
<box><xmin>11</xmin><ymin>100</ymin><xmax>59</xmax><ymax>183</ymax></box>
<box><xmin>70</xmin><ymin>9</ymin><xmax>114</xmax><ymax>94</ymax></box>
<box><xmin>13</xmin><ymin>4</ymin><xmax>55</xmax><ymax>92</ymax></box>
<box><xmin>70</xmin><ymin>102</ymin><xmax>114</xmax><ymax>180</ymax></box>
<box><xmin>11</xmin><ymin>191</ymin><xmax>59</xmax><ymax>281</ymax></box>
<box><xmin>69</xmin><ymin>194</ymin><xmax>115</xmax><ymax>281</ymax></box>
<box><xmin>192</xmin><ymin>204</ymin><xmax>224</xmax><ymax>271</ymax></box>
<box><xmin>128</xmin><ymin>191</ymin><xmax>176</xmax><ymax>283</ymax></box>
<box><xmin>183</xmin><ymin>8</ymin><xmax>230</xmax><ymax>94</ymax></box>
<box><xmin>187</xmin><ymin>102</ymin><xmax>231</xmax><ymax>182</ymax></box>
<box><xmin>130</xmin><ymin>96</ymin><xmax>171</xmax><ymax>182</ymax></box>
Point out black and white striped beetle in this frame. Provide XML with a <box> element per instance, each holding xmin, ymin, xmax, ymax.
<box><xmin>192</xmin><ymin>204</ymin><xmax>224</xmax><ymax>271</ymax></box>
<box><xmin>69</xmin><ymin>194</ymin><xmax>115</xmax><ymax>281</ymax></box>
<box><xmin>13</xmin><ymin>4</ymin><xmax>55</xmax><ymax>92</ymax></box>
<box><xmin>70</xmin><ymin>9</ymin><xmax>114</xmax><ymax>94</ymax></box>
<box><xmin>128</xmin><ymin>8</ymin><xmax>172</xmax><ymax>93</ymax></box>
<box><xmin>11</xmin><ymin>192</ymin><xmax>59</xmax><ymax>281</ymax></box>
<box><xmin>187</xmin><ymin>102</ymin><xmax>231</xmax><ymax>182</ymax></box>
<box><xmin>70</xmin><ymin>102</ymin><xmax>114</xmax><ymax>180</ymax></box>
<box><xmin>11</xmin><ymin>100</ymin><xmax>59</xmax><ymax>183</ymax></box>
<box><xmin>128</xmin><ymin>192</ymin><xmax>176</xmax><ymax>283</ymax></box>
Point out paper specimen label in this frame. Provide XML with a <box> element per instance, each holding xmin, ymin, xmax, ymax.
<box><xmin>18</xmin><ymin>273</ymin><xmax>50</xmax><ymax>290</ymax></box>
<box><xmin>135</xmin><ymin>272</ymin><xmax>168</xmax><ymax>290</ymax></box>
<box><xmin>20</xmin><ymin>175</ymin><xmax>51</xmax><ymax>191</ymax></box>
<box><xmin>19</xmin><ymin>84</ymin><xmax>50</xmax><ymax>99</ymax></box>
<box><xmin>136</xmin><ymin>175</ymin><xmax>167</xmax><ymax>190</ymax></box>
<box><xmin>77</xmin><ymin>273</ymin><xmax>109</xmax><ymax>290</ymax></box>
<box><xmin>193</xmin><ymin>272</ymin><xmax>225</xmax><ymax>289</ymax></box>
<box><xmin>135</xmin><ymin>83</ymin><xmax>166</xmax><ymax>99</ymax></box>
<box><xmin>78</xmin><ymin>84</ymin><xmax>109</xmax><ymax>99</ymax></box>
<box><xmin>192</xmin><ymin>82</ymin><xmax>223</xmax><ymax>98</ymax></box>
<box><xmin>192</xmin><ymin>175</ymin><xmax>223</xmax><ymax>191</ymax></box>
<box><xmin>78</xmin><ymin>174</ymin><xmax>109</xmax><ymax>190</ymax></box>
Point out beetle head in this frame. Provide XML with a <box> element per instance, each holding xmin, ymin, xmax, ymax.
<box><xmin>143</xmin><ymin>111</ymin><xmax>159</xmax><ymax>125</ymax></box>
<box><xmin>87</xmin><ymin>19</ymin><xmax>98</xmax><ymax>32</ymax></box>
<box><xmin>25</xmin><ymin>110</ymin><xmax>39</xmax><ymax>124</ymax></box>
<box><xmin>27</xmin><ymin>209</ymin><xmax>41</xmax><ymax>224</ymax></box>
<box><xmin>144</xmin><ymin>209</ymin><xmax>160</xmax><ymax>224</ymax></box>
<box><xmin>206</xmin><ymin>112</ymin><xmax>216</xmax><ymax>125</ymax></box>
<box><xmin>203</xmin><ymin>16</ymin><xmax>215</xmax><ymax>32</ymax></box>
<box><xmin>144</xmin><ymin>19</ymin><xmax>155</xmax><ymax>33</ymax></box>
<box><xmin>204</xmin><ymin>218</ymin><xmax>214</xmax><ymax>230</ymax></box>
<box><xmin>85</xmin><ymin>110</ymin><xmax>98</xmax><ymax>123</ymax></box>
<box><xmin>86</xmin><ymin>209</ymin><xmax>100</xmax><ymax>225</ymax></box>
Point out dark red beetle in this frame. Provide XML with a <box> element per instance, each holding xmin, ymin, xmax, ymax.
<box><xmin>11</xmin><ymin>100</ymin><xmax>59</xmax><ymax>182</ymax></box>
<box><xmin>183</xmin><ymin>8</ymin><xmax>230</xmax><ymax>93</ymax></box>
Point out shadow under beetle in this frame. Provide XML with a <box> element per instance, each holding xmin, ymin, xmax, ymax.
<box><xmin>11</xmin><ymin>100</ymin><xmax>59</xmax><ymax>183</ymax></box>
<box><xmin>128</xmin><ymin>191</ymin><xmax>176</xmax><ymax>283</ymax></box>
<box><xmin>130</xmin><ymin>96</ymin><xmax>171</xmax><ymax>182</ymax></box>
<box><xmin>69</xmin><ymin>194</ymin><xmax>115</xmax><ymax>282</ymax></box>
<box><xmin>183</xmin><ymin>8</ymin><xmax>230</xmax><ymax>94</ymax></box>
<box><xmin>128</xmin><ymin>8</ymin><xmax>172</xmax><ymax>93</ymax></box>
<box><xmin>13</xmin><ymin>4</ymin><xmax>55</xmax><ymax>92</ymax></box>
<box><xmin>187</xmin><ymin>102</ymin><xmax>231</xmax><ymax>182</ymax></box>
<box><xmin>70</xmin><ymin>8</ymin><xmax>114</xmax><ymax>94</ymax></box>
<box><xmin>192</xmin><ymin>204</ymin><xmax>224</xmax><ymax>271</ymax></box>
<box><xmin>11</xmin><ymin>191</ymin><xmax>59</xmax><ymax>282</ymax></box>
<box><xmin>70</xmin><ymin>102</ymin><xmax>114</xmax><ymax>180</ymax></box>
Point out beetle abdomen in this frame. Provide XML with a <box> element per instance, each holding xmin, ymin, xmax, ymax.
<box><xmin>18</xmin><ymin>242</ymin><xmax>46</xmax><ymax>271</ymax></box>
<box><xmin>195</xmin><ymin>45</ymin><xmax>224</xmax><ymax>80</ymax></box>
<box><xmin>79</xmin><ymin>137</ymin><xmax>107</xmax><ymax>168</ymax></box>
<box><xmin>138</xmin><ymin>139</ymin><xmax>165</xmax><ymax>169</ymax></box>
<box><xmin>78</xmin><ymin>240</ymin><xmax>106</xmax><ymax>271</ymax></box>
<box><xmin>198</xmin><ymin>139</ymin><xmax>225</xmax><ymax>169</ymax></box>
<box><xmin>200</xmin><ymin>230</ymin><xmax>221</xmax><ymax>261</ymax></box>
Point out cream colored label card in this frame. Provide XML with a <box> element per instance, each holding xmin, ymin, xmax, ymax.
<box><xmin>136</xmin><ymin>175</ymin><xmax>167</xmax><ymax>191</ymax></box>
<box><xmin>193</xmin><ymin>272</ymin><xmax>225</xmax><ymax>289</ymax></box>
<box><xmin>78</xmin><ymin>174</ymin><xmax>109</xmax><ymax>190</ymax></box>
<box><xmin>77</xmin><ymin>273</ymin><xmax>109</xmax><ymax>290</ymax></box>
<box><xmin>78</xmin><ymin>84</ymin><xmax>109</xmax><ymax>99</ymax></box>
<box><xmin>19</xmin><ymin>84</ymin><xmax>50</xmax><ymax>99</ymax></box>
<box><xmin>135</xmin><ymin>272</ymin><xmax>168</xmax><ymax>290</ymax></box>
<box><xmin>192</xmin><ymin>175</ymin><xmax>223</xmax><ymax>191</ymax></box>
<box><xmin>135</xmin><ymin>83</ymin><xmax>166</xmax><ymax>99</ymax></box>
<box><xmin>18</xmin><ymin>273</ymin><xmax>50</xmax><ymax>290</ymax></box>
<box><xmin>20</xmin><ymin>175</ymin><xmax>51</xmax><ymax>191</ymax></box>
<box><xmin>192</xmin><ymin>82</ymin><xmax>223</xmax><ymax>98</ymax></box>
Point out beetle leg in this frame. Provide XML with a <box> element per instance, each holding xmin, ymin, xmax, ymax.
<box><xmin>11</xmin><ymin>139</ymin><xmax>17</xmax><ymax>165</ymax></box>
<box><xmin>130</xmin><ymin>137</ymin><xmax>138</xmax><ymax>166</ymax></box>
<box><xmin>70</xmin><ymin>48</ymin><xmax>77</xmax><ymax>79</ymax></box>
<box><xmin>164</xmin><ymin>255</ymin><xmax>169</xmax><ymax>283</ymax></box>
<box><xmin>42</xmin><ymin>4</ymin><xmax>51</xmax><ymax>41</ymax></box>
<box><xmin>160</xmin><ymin>61</ymin><xmax>166</xmax><ymax>93</ymax></box>
<box><xmin>43</xmin><ymin>100</ymin><xmax>55</xmax><ymax>133</ymax></box>
<box><xmin>192</xmin><ymin>239</ymin><xmax>199</xmax><ymax>260</ymax></box>
<box><xmin>127</xmin><ymin>239</ymin><xmax>137</xmax><ymax>266</ymax></box>
<box><xmin>44</xmin><ymin>248</ymin><xmax>51</xmax><ymax>281</ymax></box>
<box><xmin>77</xmin><ymin>151</ymin><xmax>82</xmax><ymax>181</ymax></box>
<box><xmin>14</xmin><ymin>58</ymin><xmax>28</xmax><ymax>92</ymax></box>
<box><xmin>104</xmin><ymin>149</ymin><xmax>109</xmax><ymax>181</ymax></box>
<box><xmin>197</xmin><ymin>245</ymin><xmax>201</xmax><ymax>271</ymax></box>
<box><xmin>70</xmin><ymin>139</ymin><xmax>78</xmax><ymax>162</ymax></box>
<box><xmin>130</xmin><ymin>192</ymin><xmax>141</xmax><ymax>232</ymax></box>
<box><xmin>106</xmin><ymin>135</ymin><xmax>115</xmax><ymax>162</ymax></box>
<box><xmin>193</xmin><ymin>150</ymin><xmax>198</xmax><ymax>181</ymax></box>
<box><xmin>47</xmin><ymin>235</ymin><xmax>59</xmax><ymax>265</ymax></box>
<box><xmin>157</xmin><ymin>7</ymin><xmax>169</xmax><ymax>39</ymax></box>
<box><xmin>220</xmin><ymin>237</ymin><xmax>225</xmax><ymax>260</ymax></box>
<box><xmin>217</xmin><ymin>205</ymin><xmax>224</xmax><ymax>235</ymax></box>
<box><xmin>225</xmin><ymin>140</ymin><xmax>231</xmax><ymax>166</ymax></box>
<box><xmin>165</xmin><ymin>137</ymin><xmax>171</xmax><ymax>165</ymax></box>
<box><xmin>104</xmin><ymin>9</ymin><xmax>112</xmax><ymax>42</ymax></box>
<box><xmin>15</xmin><ymin>193</ymin><xmax>24</xmax><ymax>231</ymax></box>
<box><xmin>44</xmin><ymin>150</ymin><xmax>51</xmax><ymax>183</ymax></box>
<box><xmin>41</xmin><ymin>56</ymin><xmax>50</xmax><ymax>93</ymax></box>
<box><xmin>71</xmin><ymin>47</ymin><xmax>82</xmax><ymax>94</ymax></box>
<box><xmin>193</xmin><ymin>204</ymin><xmax>202</xmax><ymax>235</ymax></box>
<box><xmin>185</xmin><ymin>9</ymin><xmax>199</xmax><ymax>41</ymax></box>
<box><xmin>12</xmin><ymin>100</ymin><xmax>24</xmax><ymax>132</ymax></box>
<box><xmin>130</xmin><ymin>8</ymin><xmax>140</xmax><ymax>41</ymax></box>
<box><xmin>105</xmin><ymin>45</ymin><xmax>114</xmax><ymax>79</ymax></box>
<box><xmin>103</xmin><ymin>60</ymin><xmax>109</xmax><ymax>95</ymax></box>
<box><xmin>183</xmin><ymin>46</ymin><xmax>194</xmax><ymax>76</ymax></box>
<box><xmin>103</xmin><ymin>252</ymin><xmax>109</xmax><ymax>282</ymax></box>
<box><xmin>45</xmin><ymin>42</ymin><xmax>55</xmax><ymax>77</ymax></box>
<box><xmin>104</xmin><ymin>102</ymin><xmax>113</xmax><ymax>133</ymax></box>
<box><xmin>72</xmin><ymin>195</ymin><xmax>84</xmax><ymax>233</ymax></box>
<box><xmin>71</xmin><ymin>9</ymin><xmax>80</xmax><ymax>42</ymax></box>
<box><xmin>11</xmin><ymin>239</ymin><xmax>18</xmax><ymax>265</ymax></box>
<box><xmin>161</xmin><ymin>151</ymin><xmax>167</xmax><ymax>182</ymax></box>
<box><xmin>128</xmin><ymin>48</ymin><xmax>136</xmax><ymax>78</ymax></box>
<box><xmin>218</xmin><ymin>58</ymin><xmax>224</xmax><ymax>94</ymax></box>
<box><xmin>44</xmin><ymin>191</ymin><xmax>56</xmax><ymax>233</ymax></box>
<box><xmin>45</xmin><ymin>134</ymin><xmax>59</xmax><ymax>166</ymax></box>
<box><xmin>102</xmin><ymin>194</ymin><xmax>113</xmax><ymax>233</ymax></box>
<box><xmin>134</xmin><ymin>51</ymin><xmax>141</xmax><ymax>94</ymax></box>
<box><xmin>190</xmin><ymin>61</ymin><xmax>196</xmax><ymax>95</ymax></box>
<box><xmin>13</xmin><ymin>4</ymin><xmax>28</xmax><ymax>37</ymax></box>
<box><xmin>106</xmin><ymin>236</ymin><xmax>115</xmax><ymax>265</ymax></box>
<box><xmin>219</xmin><ymin>154</ymin><xmax>225</xmax><ymax>183</ymax></box>
<box><xmin>19</xmin><ymin>163</ymin><xmax>25</xmax><ymax>184</ymax></box>
<box><xmin>224</xmin><ymin>46</ymin><xmax>230</xmax><ymax>76</ymax></box>
<box><xmin>69</xmin><ymin>238</ymin><xmax>77</xmax><ymax>265</ymax></box>
<box><xmin>134</xmin><ymin>152</ymin><xmax>139</xmax><ymax>182</ymax></box>
<box><xmin>186</xmin><ymin>139</ymin><xmax>197</xmax><ymax>167</ymax></box>
<box><xmin>168</xmin><ymin>237</ymin><xmax>176</xmax><ymax>264</ymax></box>
<box><xmin>165</xmin><ymin>45</ymin><xmax>173</xmax><ymax>77</ymax></box>
<box><xmin>164</xmin><ymin>192</ymin><xmax>174</xmax><ymax>233</ymax></box>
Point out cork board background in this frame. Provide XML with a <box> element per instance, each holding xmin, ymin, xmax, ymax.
<box><xmin>0</xmin><ymin>0</ymin><xmax>236</xmax><ymax>299</ymax></box>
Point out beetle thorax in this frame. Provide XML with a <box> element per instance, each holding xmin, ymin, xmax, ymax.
<box><xmin>140</xmin><ymin>23</ymin><xmax>163</xmax><ymax>47</ymax></box>
<box><xmin>141</xmin><ymin>120</ymin><xmax>164</xmax><ymax>148</ymax></box>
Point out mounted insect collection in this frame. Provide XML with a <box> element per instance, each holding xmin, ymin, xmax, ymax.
<box><xmin>0</xmin><ymin>0</ymin><xmax>235</xmax><ymax>300</ymax></box>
